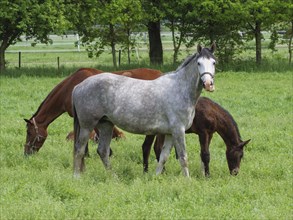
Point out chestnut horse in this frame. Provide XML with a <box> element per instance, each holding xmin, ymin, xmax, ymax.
<box><xmin>24</xmin><ymin>68</ymin><xmax>162</xmax><ymax>155</ymax></box>
<box><xmin>144</xmin><ymin>97</ymin><xmax>250</xmax><ymax>176</ymax></box>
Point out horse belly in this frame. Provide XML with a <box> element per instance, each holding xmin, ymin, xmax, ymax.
<box><xmin>107</xmin><ymin>104</ymin><xmax>170</xmax><ymax>135</ymax></box>
<box><xmin>111</xmin><ymin>117</ymin><xmax>170</xmax><ymax>135</ymax></box>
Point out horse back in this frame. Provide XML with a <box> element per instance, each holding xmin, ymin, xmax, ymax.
<box><xmin>186</xmin><ymin>97</ymin><xmax>240</xmax><ymax>140</ymax></box>
<box><xmin>114</xmin><ymin>68</ymin><xmax>162</xmax><ymax>80</ymax></box>
<box><xmin>61</xmin><ymin>68</ymin><xmax>104</xmax><ymax>116</ymax></box>
<box><xmin>186</xmin><ymin>97</ymin><xmax>218</xmax><ymax>134</ymax></box>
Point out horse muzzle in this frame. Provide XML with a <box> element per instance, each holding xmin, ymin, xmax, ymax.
<box><xmin>201</xmin><ymin>72</ymin><xmax>215</xmax><ymax>92</ymax></box>
<box><xmin>230</xmin><ymin>168</ymin><xmax>239</xmax><ymax>176</ymax></box>
<box><xmin>203</xmin><ymin>81</ymin><xmax>215</xmax><ymax>92</ymax></box>
<box><xmin>24</xmin><ymin>145</ymin><xmax>37</xmax><ymax>156</ymax></box>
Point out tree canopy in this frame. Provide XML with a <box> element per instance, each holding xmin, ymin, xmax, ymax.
<box><xmin>0</xmin><ymin>0</ymin><xmax>292</xmax><ymax>71</ymax></box>
<box><xmin>0</xmin><ymin>0</ymin><xmax>68</xmax><ymax>71</ymax></box>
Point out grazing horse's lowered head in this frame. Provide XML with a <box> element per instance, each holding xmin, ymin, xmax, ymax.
<box><xmin>24</xmin><ymin>118</ymin><xmax>47</xmax><ymax>155</ymax></box>
<box><xmin>226</xmin><ymin>139</ymin><xmax>250</xmax><ymax>175</ymax></box>
<box><xmin>22</xmin><ymin>68</ymin><xmax>162</xmax><ymax>156</ymax></box>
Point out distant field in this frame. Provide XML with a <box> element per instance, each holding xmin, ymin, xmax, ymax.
<box><xmin>5</xmin><ymin>33</ymin><xmax>177</xmax><ymax>68</ymax></box>
<box><xmin>4</xmin><ymin>33</ymin><xmax>290</xmax><ymax>69</ymax></box>
<box><xmin>0</xmin><ymin>68</ymin><xmax>292</xmax><ymax>219</ymax></box>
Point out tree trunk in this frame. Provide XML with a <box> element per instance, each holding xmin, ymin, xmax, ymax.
<box><xmin>127</xmin><ymin>29</ymin><xmax>131</xmax><ymax>64</ymax></box>
<box><xmin>0</xmin><ymin>48</ymin><xmax>5</xmax><ymax>72</ymax></box>
<box><xmin>0</xmin><ymin>40</ymin><xmax>8</xmax><ymax>72</ymax></box>
<box><xmin>148</xmin><ymin>21</ymin><xmax>163</xmax><ymax>65</ymax></box>
<box><xmin>170</xmin><ymin>21</ymin><xmax>179</xmax><ymax>64</ymax></box>
<box><xmin>255</xmin><ymin>21</ymin><xmax>262</xmax><ymax>65</ymax></box>
<box><xmin>111</xmin><ymin>42</ymin><xmax>117</xmax><ymax>69</ymax></box>
<box><xmin>289</xmin><ymin>21</ymin><xmax>293</xmax><ymax>65</ymax></box>
<box><xmin>109</xmin><ymin>24</ymin><xmax>117</xmax><ymax>68</ymax></box>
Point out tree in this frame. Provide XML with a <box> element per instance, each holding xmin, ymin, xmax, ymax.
<box><xmin>67</xmin><ymin>0</ymin><xmax>143</xmax><ymax>68</ymax></box>
<box><xmin>162</xmin><ymin>0</ymin><xmax>196</xmax><ymax>64</ymax></box>
<box><xmin>142</xmin><ymin>0</ymin><xmax>164</xmax><ymax>65</ymax></box>
<box><xmin>273</xmin><ymin>1</ymin><xmax>293</xmax><ymax>65</ymax></box>
<box><xmin>185</xmin><ymin>0</ymin><xmax>246</xmax><ymax>65</ymax></box>
<box><xmin>240</xmin><ymin>0</ymin><xmax>286</xmax><ymax>65</ymax></box>
<box><xmin>0</xmin><ymin>0</ymin><xmax>68</xmax><ymax>71</ymax></box>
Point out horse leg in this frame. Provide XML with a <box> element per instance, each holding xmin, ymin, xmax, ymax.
<box><xmin>154</xmin><ymin>134</ymin><xmax>168</xmax><ymax>172</ymax></box>
<box><xmin>142</xmin><ymin>135</ymin><xmax>156</xmax><ymax>172</ymax></box>
<box><xmin>199</xmin><ymin>132</ymin><xmax>212</xmax><ymax>177</ymax></box>
<box><xmin>96</xmin><ymin>121</ymin><xmax>114</xmax><ymax>169</ymax></box>
<box><xmin>85</xmin><ymin>142</ymin><xmax>90</xmax><ymax>157</ymax></box>
<box><xmin>172</xmin><ymin>129</ymin><xmax>189</xmax><ymax>177</ymax></box>
<box><xmin>154</xmin><ymin>134</ymin><xmax>165</xmax><ymax>162</ymax></box>
<box><xmin>74</xmin><ymin>128</ymin><xmax>91</xmax><ymax>177</ymax></box>
<box><xmin>94</xmin><ymin>127</ymin><xmax>113</xmax><ymax>157</ymax></box>
<box><xmin>156</xmin><ymin>135</ymin><xmax>173</xmax><ymax>175</ymax></box>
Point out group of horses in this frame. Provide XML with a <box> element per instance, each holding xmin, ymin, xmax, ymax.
<box><xmin>24</xmin><ymin>43</ymin><xmax>250</xmax><ymax>178</ymax></box>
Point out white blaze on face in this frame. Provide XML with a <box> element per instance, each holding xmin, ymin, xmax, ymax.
<box><xmin>197</xmin><ymin>57</ymin><xmax>216</xmax><ymax>92</ymax></box>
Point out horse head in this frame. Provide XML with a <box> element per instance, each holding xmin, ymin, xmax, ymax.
<box><xmin>24</xmin><ymin>118</ymin><xmax>47</xmax><ymax>155</ymax></box>
<box><xmin>197</xmin><ymin>42</ymin><xmax>216</xmax><ymax>92</ymax></box>
<box><xmin>226</xmin><ymin>139</ymin><xmax>250</xmax><ymax>175</ymax></box>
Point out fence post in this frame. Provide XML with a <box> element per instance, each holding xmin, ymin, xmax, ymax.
<box><xmin>118</xmin><ymin>50</ymin><xmax>121</xmax><ymax>66</ymax></box>
<box><xmin>18</xmin><ymin>51</ymin><xmax>21</xmax><ymax>68</ymax></box>
<box><xmin>57</xmin><ymin>57</ymin><xmax>60</xmax><ymax>70</ymax></box>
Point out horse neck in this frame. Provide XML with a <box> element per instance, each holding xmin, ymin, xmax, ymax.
<box><xmin>175</xmin><ymin>61</ymin><xmax>202</xmax><ymax>103</ymax></box>
<box><xmin>31</xmin><ymin>92</ymin><xmax>65</xmax><ymax>130</ymax></box>
<box><xmin>215</xmin><ymin>110</ymin><xmax>242</xmax><ymax>151</ymax></box>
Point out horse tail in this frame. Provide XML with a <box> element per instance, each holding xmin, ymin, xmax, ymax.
<box><xmin>72</xmin><ymin>101</ymin><xmax>80</xmax><ymax>149</ymax></box>
<box><xmin>72</xmin><ymin>96</ymin><xmax>90</xmax><ymax>157</ymax></box>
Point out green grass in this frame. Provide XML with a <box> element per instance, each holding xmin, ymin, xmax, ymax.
<box><xmin>0</xmin><ymin>68</ymin><xmax>292</xmax><ymax>219</ymax></box>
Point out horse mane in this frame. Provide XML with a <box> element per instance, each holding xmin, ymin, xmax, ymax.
<box><xmin>200</xmin><ymin>48</ymin><xmax>216</xmax><ymax>60</ymax></box>
<box><xmin>30</xmin><ymin>76</ymin><xmax>69</xmax><ymax>119</ymax></box>
<box><xmin>176</xmin><ymin>47</ymin><xmax>216</xmax><ymax>71</ymax></box>
<box><xmin>212</xmin><ymin>99</ymin><xmax>241</xmax><ymax>139</ymax></box>
<box><xmin>176</xmin><ymin>53</ymin><xmax>198</xmax><ymax>71</ymax></box>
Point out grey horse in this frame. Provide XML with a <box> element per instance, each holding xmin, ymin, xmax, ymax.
<box><xmin>72</xmin><ymin>43</ymin><xmax>217</xmax><ymax>177</ymax></box>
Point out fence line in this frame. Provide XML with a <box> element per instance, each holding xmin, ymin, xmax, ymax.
<box><xmin>5</xmin><ymin>44</ymin><xmax>289</xmax><ymax>69</ymax></box>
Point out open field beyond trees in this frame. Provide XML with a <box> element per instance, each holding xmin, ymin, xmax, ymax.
<box><xmin>4</xmin><ymin>33</ymin><xmax>292</xmax><ymax>73</ymax></box>
<box><xmin>0</xmin><ymin>66</ymin><xmax>292</xmax><ymax>219</ymax></box>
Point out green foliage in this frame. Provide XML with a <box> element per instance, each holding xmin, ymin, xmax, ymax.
<box><xmin>2</xmin><ymin>0</ymin><xmax>292</xmax><ymax>70</ymax></box>
<box><xmin>161</xmin><ymin>0</ymin><xmax>196</xmax><ymax>63</ymax></box>
<box><xmin>0</xmin><ymin>0</ymin><xmax>69</xmax><ymax>70</ymax></box>
<box><xmin>0</xmin><ymin>69</ymin><xmax>292</xmax><ymax>219</ymax></box>
<box><xmin>68</xmin><ymin>0</ymin><xmax>144</xmax><ymax>66</ymax></box>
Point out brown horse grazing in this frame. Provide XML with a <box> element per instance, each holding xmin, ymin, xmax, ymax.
<box><xmin>24</xmin><ymin>68</ymin><xmax>162</xmax><ymax>155</ymax></box>
<box><xmin>142</xmin><ymin>97</ymin><xmax>250</xmax><ymax>176</ymax></box>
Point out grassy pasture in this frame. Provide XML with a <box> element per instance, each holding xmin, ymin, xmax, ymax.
<box><xmin>0</xmin><ymin>67</ymin><xmax>292</xmax><ymax>219</ymax></box>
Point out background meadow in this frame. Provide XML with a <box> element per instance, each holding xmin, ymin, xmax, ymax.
<box><xmin>0</xmin><ymin>66</ymin><xmax>292</xmax><ymax>219</ymax></box>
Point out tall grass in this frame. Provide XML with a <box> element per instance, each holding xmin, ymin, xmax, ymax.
<box><xmin>0</xmin><ymin>68</ymin><xmax>292</xmax><ymax>219</ymax></box>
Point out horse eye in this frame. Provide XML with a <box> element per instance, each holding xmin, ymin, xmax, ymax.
<box><xmin>197</xmin><ymin>62</ymin><xmax>201</xmax><ymax>66</ymax></box>
<box><xmin>213</xmin><ymin>61</ymin><xmax>216</xmax><ymax>65</ymax></box>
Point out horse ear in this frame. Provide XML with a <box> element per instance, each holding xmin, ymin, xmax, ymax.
<box><xmin>238</xmin><ymin>139</ymin><xmax>251</xmax><ymax>150</ymax></box>
<box><xmin>210</xmin><ymin>42</ymin><xmax>216</xmax><ymax>53</ymax></box>
<box><xmin>24</xmin><ymin>119</ymin><xmax>32</xmax><ymax>124</ymax></box>
<box><xmin>197</xmin><ymin>44</ymin><xmax>202</xmax><ymax>53</ymax></box>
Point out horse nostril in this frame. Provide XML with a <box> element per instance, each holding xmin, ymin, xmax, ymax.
<box><xmin>231</xmin><ymin>169</ymin><xmax>238</xmax><ymax>176</ymax></box>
